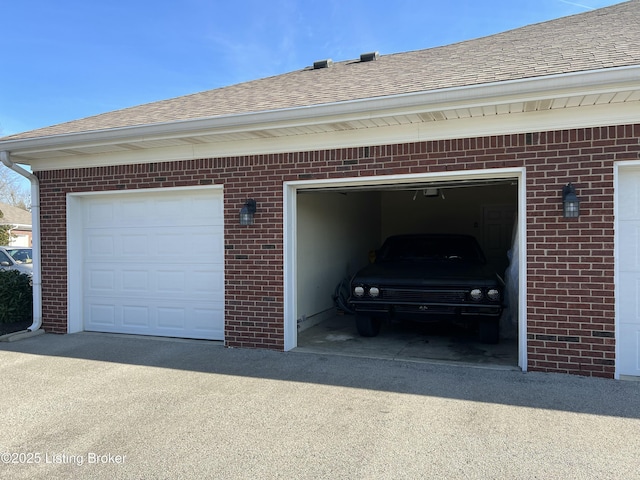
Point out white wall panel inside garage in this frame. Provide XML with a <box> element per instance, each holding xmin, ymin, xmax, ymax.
<box><xmin>67</xmin><ymin>187</ymin><xmax>224</xmax><ymax>340</ymax></box>
<box><xmin>616</xmin><ymin>165</ymin><xmax>640</xmax><ymax>378</ymax></box>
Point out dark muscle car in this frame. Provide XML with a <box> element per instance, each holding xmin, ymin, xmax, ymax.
<box><xmin>348</xmin><ymin>234</ymin><xmax>504</xmax><ymax>343</ymax></box>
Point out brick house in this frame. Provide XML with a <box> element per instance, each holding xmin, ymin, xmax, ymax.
<box><xmin>0</xmin><ymin>201</ymin><xmax>32</xmax><ymax>246</ymax></box>
<box><xmin>1</xmin><ymin>1</ymin><xmax>639</xmax><ymax>379</ymax></box>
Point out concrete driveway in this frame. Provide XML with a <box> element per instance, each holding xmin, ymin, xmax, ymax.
<box><xmin>1</xmin><ymin>333</ymin><xmax>639</xmax><ymax>480</ymax></box>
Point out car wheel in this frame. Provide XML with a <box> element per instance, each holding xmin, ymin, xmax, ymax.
<box><xmin>478</xmin><ymin>318</ymin><xmax>499</xmax><ymax>344</ymax></box>
<box><xmin>355</xmin><ymin>316</ymin><xmax>381</xmax><ymax>337</ymax></box>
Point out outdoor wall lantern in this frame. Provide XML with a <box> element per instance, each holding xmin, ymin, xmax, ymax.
<box><xmin>562</xmin><ymin>183</ymin><xmax>581</xmax><ymax>218</ymax></box>
<box><xmin>239</xmin><ymin>199</ymin><xmax>257</xmax><ymax>225</ymax></box>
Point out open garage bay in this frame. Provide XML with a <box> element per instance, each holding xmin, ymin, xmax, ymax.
<box><xmin>296</xmin><ymin>314</ymin><xmax>519</xmax><ymax>368</ymax></box>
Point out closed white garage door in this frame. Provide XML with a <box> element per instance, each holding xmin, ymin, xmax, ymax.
<box><xmin>80</xmin><ymin>188</ymin><xmax>224</xmax><ymax>340</ymax></box>
<box><xmin>617</xmin><ymin>167</ymin><xmax>640</xmax><ymax>377</ymax></box>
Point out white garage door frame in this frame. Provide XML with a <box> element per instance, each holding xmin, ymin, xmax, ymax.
<box><xmin>66</xmin><ymin>185</ymin><xmax>224</xmax><ymax>339</ymax></box>
<box><xmin>615</xmin><ymin>161</ymin><xmax>640</xmax><ymax>379</ymax></box>
<box><xmin>283</xmin><ymin>167</ymin><xmax>528</xmax><ymax>371</ymax></box>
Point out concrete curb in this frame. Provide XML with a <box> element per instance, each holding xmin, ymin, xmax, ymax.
<box><xmin>0</xmin><ymin>328</ymin><xmax>45</xmax><ymax>342</ymax></box>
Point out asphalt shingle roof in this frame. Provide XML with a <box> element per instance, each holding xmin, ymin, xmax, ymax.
<box><xmin>2</xmin><ymin>0</ymin><xmax>639</xmax><ymax>142</ymax></box>
<box><xmin>0</xmin><ymin>202</ymin><xmax>31</xmax><ymax>226</ymax></box>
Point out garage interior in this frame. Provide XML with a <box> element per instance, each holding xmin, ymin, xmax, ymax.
<box><xmin>293</xmin><ymin>177</ymin><xmax>520</xmax><ymax>367</ymax></box>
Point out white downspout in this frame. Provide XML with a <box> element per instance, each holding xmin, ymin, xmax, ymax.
<box><xmin>1</xmin><ymin>151</ymin><xmax>42</xmax><ymax>334</ymax></box>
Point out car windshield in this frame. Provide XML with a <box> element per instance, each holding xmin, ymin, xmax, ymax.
<box><xmin>0</xmin><ymin>250</ymin><xmax>12</xmax><ymax>264</ymax></box>
<box><xmin>6</xmin><ymin>248</ymin><xmax>33</xmax><ymax>264</ymax></box>
<box><xmin>377</xmin><ymin>236</ymin><xmax>484</xmax><ymax>263</ymax></box>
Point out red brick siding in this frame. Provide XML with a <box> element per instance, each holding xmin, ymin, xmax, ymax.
<box><xmin>36</xmin><ymin>124</ymin><xmax>640</xmax><ymax>377</ymax></box>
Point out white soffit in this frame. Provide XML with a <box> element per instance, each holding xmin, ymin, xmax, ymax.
<box><xmin>4</xmin><ymin>66</ymin><xmax>640</xmax><ymax>170</ymax></box>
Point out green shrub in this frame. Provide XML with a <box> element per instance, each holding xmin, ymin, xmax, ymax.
<box><xmin>0</xmin><ymin>270</ymin><xmax>33</xmax><ymax>324</ymax></box>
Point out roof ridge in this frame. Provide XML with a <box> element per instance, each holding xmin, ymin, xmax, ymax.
<box><xmin>380</xmin><ymin>1</ymin><xmax>611</xmax><ymax>57</ymax></box>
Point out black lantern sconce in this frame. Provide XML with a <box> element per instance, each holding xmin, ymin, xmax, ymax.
<box><xmin>562</xmin><ymin>183</ymin><xmax>581</xmax><ymax>218</ymax></box>
<box><xmin>239</xmin><ymin>199</ymin><xmax>257</xmax><ymax>225</ymax></box>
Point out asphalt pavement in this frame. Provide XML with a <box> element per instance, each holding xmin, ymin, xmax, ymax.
<box><xmin>1</xmin><ymin>332</ymin><xmax>639</xmax><ymax>479</ymax></box>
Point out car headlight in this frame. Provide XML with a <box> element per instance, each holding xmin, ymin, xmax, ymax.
<box><xmin>369</xmin><ymin>287</ymin><xmax>380</xmax><ymax>297</ymax></box>
<box><xmin>470</xmin><ymin>288</ymin><xmax>484</xmax><ymax>301</ymax></box>
<box><xmin>353</xmin><ymin>286</ymin><xmax>365</xmax><ymax>297</ymax></box>
<box><xmin>487</xmin><ymin>288</ymin><xmax>501</xmax><ymax>301</ymax></box>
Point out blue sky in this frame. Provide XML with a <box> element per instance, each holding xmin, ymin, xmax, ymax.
<box><xmin>0</xmin><ymin>0</ymin><xmax>626</xmax><ymax>137</ymax></box>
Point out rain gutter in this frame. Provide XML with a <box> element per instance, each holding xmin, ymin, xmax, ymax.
<box><xmin>1</xmin><ymin>65</ymin><xmax>639</xmax><ymax>157</ymax></box>
<box><xmin>0</xmin><ymin>151</ymin><xmax>43</xmax><ymax>339</ymax></box>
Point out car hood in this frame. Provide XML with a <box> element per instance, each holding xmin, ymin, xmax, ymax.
<box><xmin>4</xmin><ymin>263</ymin><xmax>33</xmax><ymax>276</ymax></box>
<box><xmin>352</xmin><ymin>261</ymin><xmax>502</xmax><ymax>287</ymax></box>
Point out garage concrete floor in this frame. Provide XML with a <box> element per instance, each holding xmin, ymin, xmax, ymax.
<box><xmin>296</xmin><ymin>314</ymin><xmax>519</xmax><ymax>369</ymax></box>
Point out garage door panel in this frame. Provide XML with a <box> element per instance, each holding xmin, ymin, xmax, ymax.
<box><xmin>122</xmin><ymin>270</ymin><xmax>149</xmax><ymax>291</ymax></box>
<box><xmin>85</xmin><ymin>265</ymin><xmax>223</xmax><ymax>298</ymax></box>
<box><xmin>193</xmin><ymin>307</ymin><xmax>222</xmax><ymax>330</ymax></box>
<box><xmin>121</xmin><ymin>234</ymin><xmax>148</xmax><ymax>255</ymax></box>
<box><xmin>618</xmin><ymin>273</ymin><xmax>640</xmax><ymax>320</ymax></box>
<box><xmin>89</xmin><ymin>269</ymin><xmax>116</xmax><ymax>291</ymax></box>
<box><xmin>88</xmin><ymin>304</ymin><xmax>117</xmax><ymax>326</ymax></box>
<box><xmin>85</xmin><ymin>297</ymin><xmax>225</xmax><ymax>336</ymax></box>
<box><xmin>187</xmin><ymin>232</ymin><xmax>224</xmax><ymax>256</ymax></box>
<box><xmin>618</xmin><ymin>172</ymin><xmax>640</xmax><ymax>220</ymax></box>
<box><xmin>81</xmin><ymin>189</ymin><xmax>224</xmax><ymax>340</ymax></box>
<box><xmin>87</xmin><ymin>234</ymin><xmax>115</xmax><ymax>256</ymax></box>
<box><xmin>84</xmin><ymin>192</ymin><xmax>223</xmax><ymax>228</ymax></box>
<box><xmin>157</xmin><ymin>270</ymin><xmax>185</xmax><ymax>293</ymax></box>
<box><xmin>121</xmin><ymin>199</ymin><xmax>148</xmax><ymax>222</ymax></box>
<box><xmin>122</xmin><ymin>305</ymin><xmax>150</xmax><ymax>327</ymax></box>
<box><xmin>86</xmin><ymin>227</ymin><xmax>221</xmax><ymax>258</ymax></box>
<box><xmin>191</xmin><ymin>270</ymin><xmax>223</xmax><ymax>294</ymax></box>
<box><xmin>85</xmin><ymin>202</ymin><xmax>115</xmax><ymax>225</ymax></box>
<box><xmin>157</xmin><ymin>307</ymin><xmax>184</xmax><ymax>329</ymax></box>
<box><xmin>156</xmin><ymin>233</ymin><xmax>183</xmax><ymax>253</ymax></box>
<box><xmin>618</xmin><ymin>221</ymin><xmax>640</xmax><ymax>270</ymax></box>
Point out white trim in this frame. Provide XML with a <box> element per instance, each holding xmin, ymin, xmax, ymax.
<box><xmin>1</xmin><ymin>223</ymin><xmax>32</xmax><ymax>229</ymax></box>
<box><xmin>66</xmin><ymin>184</ymin><xmax>222</xmax><ymax>199</ymax></box>
<box><xmin>283</xmin><ymin>167</ymin><xmax>528</xmax><ymax>371</ymax></box>
<box><xmin>66</xmin><ymin>194</ymin><xmax>83</xmax><ymax>334</ymax></box>
<box><xmin>66</xmin><ymin>184</ymin><xmax>224</xmax><ymax>336</ymax></box>
<box><xmin>283</xmin><ymin>182</ymin><xmax>297</xmax><ymax>352</ymax></box>
<box><xmin>517</xmin><ymin>169</ymin><xmax>528</xmax><ymax>371</ymax></box>
<box><xmin>23</xmin><ymin>101</ymin><xmax>640</xmax><ymax>172</ymax></box>
<box><xmin>613</xmin><ymin>160</ymin><xmax>640</xmax><ymax>379</ymax></box>
<box><xmin>4</xmin><ymin>65</ymin><xmax>639</xmax><ymax>156</ymax></box>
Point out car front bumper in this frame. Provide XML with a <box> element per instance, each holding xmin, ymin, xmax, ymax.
<box><xmin>350</xmin><ymin>300</ymin><xmax>503</xmax><ymax>320</ymax></box>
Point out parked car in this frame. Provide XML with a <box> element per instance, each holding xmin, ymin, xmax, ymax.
<box><xmin>0</xmin><ymin>246</ymin><xmax>33</xmax><ymax>276</ymax></box>
<box><xmin>348</xmin><ymin>234</ymin><xmax>504</xmax><ymax>343</ymax></box>
<box><xmin>3</xmin><ymin>246</ymin><xmax>33</xmax><ymax>264</ymax></box>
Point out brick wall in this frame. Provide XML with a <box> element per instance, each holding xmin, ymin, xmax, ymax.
<box><xmin>37</xmin><ymin>124</ymin><xmax>640</xmax><ymax>377</ymax></box>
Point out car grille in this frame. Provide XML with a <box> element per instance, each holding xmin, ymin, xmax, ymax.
<box><xmin>382</xmin><ymin>288</ymin><xmax>467</xmax><ymax>303</ymax></box>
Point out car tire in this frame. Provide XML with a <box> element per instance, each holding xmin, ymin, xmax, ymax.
<box><xmin>478</xmin><ymin>318</ymin><xmax>499</xmax><ymax>344</ymax></box>
<box><xmin>355</xmin><ymin>316</ymin><xmax>381</xmax><ymax>337</ymax></box>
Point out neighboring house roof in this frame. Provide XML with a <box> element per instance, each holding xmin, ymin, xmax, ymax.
<box><xmin>1</xmin><ymin>0</ymin><xmax>638</xmax><ymax>143</ymax></box>
<box><xmin>0</xmin><ymin>202</ymin><xmax>31</xmax><ymax>228</ymax></box>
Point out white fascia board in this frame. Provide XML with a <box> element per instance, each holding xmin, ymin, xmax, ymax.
<box><xmin>3</xmin><ymin>223</ymin><xmax>32</xmax><ymax>229</ymax></box>
<box><xmin>3</xmin><ymin>65</ymin><xmax>639</xmax><ymax>160</ymax></box>
<box><xmin>25</xmin><ymin>100</ymin><xmax>640</xmax><ymax>172</ymax></box>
